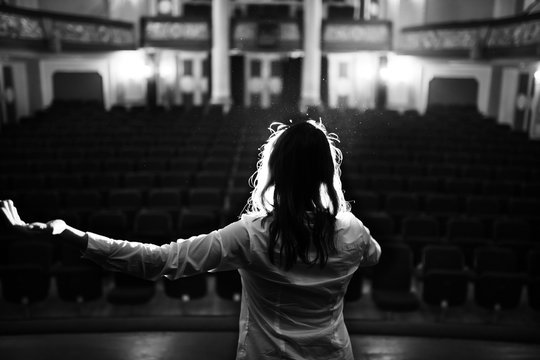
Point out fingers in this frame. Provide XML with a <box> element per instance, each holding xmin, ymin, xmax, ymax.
<box><xmin>28</xmin><ymin>222</ymin><xmax>48</xmax><ymax>231</ymax></box>
<box><xmin>1</xmin><ymin>200</ymin><xmax>26</xmax><ymax>227</ymax></box>
<box><xmin>1</xmin><ymin>205</ymin><xmax>13</xmax><ymax>225</ymax></box>
<box><xmin>10</xmin><ymin>202</ymin><xmax>25</xmax><ymax>225</ymax></box>
<box><xmin>1</xmin><ymin>200</ymin><xmax>54</xmax><ymax>236</ymax></box>
<box><xmin>1</xmin><ymin>200</ymin><xmax>17</xmax><ymax>226</ymax></box>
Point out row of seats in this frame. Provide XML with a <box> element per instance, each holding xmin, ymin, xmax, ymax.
<box><xmin>343</xmin><ymin>176</ymin><xmax>540</xmax><ymax>198</ymax></box>
<box><xmin>351</xmin><ymin>191</ymin><xmax>540</xmax><ymax>219</ymax></box>
<box><xmin>1</xmin><ymin>239</ymin><xmax>240</xmax><ymax>305</ymax></box>
<box><xmin>343</xmin><ymin>161</ymin><xmax>540</xmax><ymax>181</ymax></box>
<box><xmin>4</xmin><ymin>203</ymin><xmax>536</xmax><ymax>244</ymax></box>
<box><xmin>3</xmin><ymin>173</ymin><xmax>539</xmax><ymax>208</ymax></box>
<box><xmin>3</xmin><ymin>155</ymin><xmax>540</xmax><ymax>177</ymax></box>
<box><xmin>367</xmin><ymin>243</ymin><xmax>540</xmax><ymax>312</ymax></box>
<box><xmin>4</xmin><ymin>187</ymin><xmax>538</xmax><ymax>231</ymax></box>
<box><xmin>0</xmin><ymin>142</ymin><xmax>247</xmax><ymax>159</ymax></box>
<box><xmin>2</xmin><ymin>238</ymin><xmax>539</xmax><ymax>313</ymax></box>
<box><xmin>0</xmin><ymin>170</ymin><xmax>250</xmax><ymax>192</ymax></box>
<box><xmin>3</xmin><ymin>197</ymin><xmax>537</xmax><ymax>268</ymax></box>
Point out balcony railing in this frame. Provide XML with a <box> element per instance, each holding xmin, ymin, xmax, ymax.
<box><xmin>141</xmin><ymin>17</ymin><xmax>211</xmax><ymax>50</ymax></box>
<box><xmin>399</xmin><ymin>12</ymin><xmax>540</xmax><ymax>59</ymax></box>
<box><xmin>322</xmin><ymin>20</ymin><xmax>392</xmax><ymax>52</ymax></box>
<box><xmin>0</xmin><ymin>4</ymin><xmax>136</xmax><ymax>52</ymax></box>
<box><xmin>232</xmin><ymin>18</ymin><xmax>302</xmax><ymax>52</ymax></box>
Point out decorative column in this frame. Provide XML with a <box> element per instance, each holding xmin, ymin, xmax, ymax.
<box><xmin>300</xmin><ymin>0</ymin><xmax>323</xmax><ymax>111</ymax></box>
<box><xmin>211</xmin><ymin>0</ymin><xmax>231</xmax><ymax>110</ymax></box>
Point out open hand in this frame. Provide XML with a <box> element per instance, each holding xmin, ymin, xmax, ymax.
<box><xmin>0</xmin><ymin>200</ymin><xmax>66</xmax><ymax>235</ymax></box>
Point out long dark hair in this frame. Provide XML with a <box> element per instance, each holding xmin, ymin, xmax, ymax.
<box><xmin>246</xmin><ymin>120</ymin><xmax>349</xmax><ymax>269</ymax></box>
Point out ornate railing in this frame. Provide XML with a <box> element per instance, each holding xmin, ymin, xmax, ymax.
<box><xmin>141</xmin><ymin>17</ymin><xmax>211</xmax><ymax>50</ymax></box>
<box><xmin>0</xmin><ymin>5</ymin><xmax>136</xmax><ymax>52</ymax></box>
<box><xmin>231</xmin><ymin>18</ymin><xmax>302</xmax><ymax>52</ymax></box>
<box><xmin>322</xmin><ymin>20</ymin><xmax>392</xmax><ymax>52</ymax></box>
<box><xmin>399</xmin><ymin>12</ymin><xmax>540</xmax><ymax>58</ymax></box>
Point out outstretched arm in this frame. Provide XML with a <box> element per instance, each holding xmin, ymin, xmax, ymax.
<box><xmin>1</xmin><ymin>199</ymin><xmax>252</xmax><ymax>281</ymax></box>
<box><xmin>1</xmin><ymin>199</ymin><xmax>88</xmax><ymax>249</ymax></box>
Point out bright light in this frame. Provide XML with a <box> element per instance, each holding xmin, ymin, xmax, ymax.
<box><xmin>289</xmin><ymin>50</ymin><xmax>303</xmax><ymax>58</ymax></box>
<box><xmin>142</xmin><ymin>63</ymin><xmax>155</xmax><ymax>79</ymax></box>
<box><xmin>379</xmin><ymin>65</ymin><xmax>390</xmax><ymax>82</ymax></box>
<box><xmin>380</xmin><ymin>55</ymin><xmax>417</xmax><ymax>84</ymax></box>
<box><xmin>159</xmin><ymin>58</ymin><xmax>176</xmax><ymax>81</ymax></box>
<box><xmin>535</xmin><ymin>69</ymin><xmax>540</xmax><ymax>82</ymax></box>
<box><xmin>114</xmin><ymin>51</ymin><xmax>152</xmax><ymax>81</ymax></box>
<box><xmin>353</xmin><ymin>53</ymin><xmax>378</xmax><ymax>83</ymax></box>
<box><xmin>157</xmin><ymin>0</ymin><xmax>172</xmax><ymax>14</ymax></box>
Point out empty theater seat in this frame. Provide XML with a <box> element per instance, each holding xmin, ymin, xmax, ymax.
<box><xmin>132</xmin><ymin>209</ymin><xmax>174</xmax><ymax>245</ymax></box>
<box><xmin>420</xmin><ymin>245</ymin><xmax>470</xmax><ymax>308</ymax></box>
<box><xmin>371</xmin><ymin>243</ymin><xmax>420</xmax><ymax>312</ymax></box>
<box><xmin>473</xmin><ymin>246</ymin><xmax>525</xmax><ymax>311</ymax></box>
<box><xmin>54</xmin><ymin>243</ymin><xmax>103</xmax><ymax>303</ymax></box>
<box><xmin>0</xmin><ymin>240</ymin><xmax>55</xmax><ymax>305</ymax></box>
<box><xmin>107</xmin><ymin>273</ymin><xmax>156</xmax><ymax>305</ymax></box>
<box><xmin>163</xmin><ymin>274</ymin><xmax>208</xmax><ymax>302</ymax></box>
<box><xmin>215</xmin><ymin>271</ymin><xmax>242</xmax><ymax>301</ymax></box>
<box><xmin>402</xmin><ymin>214</ymin><xmax>441</xmax><ymax>263</ymax></box>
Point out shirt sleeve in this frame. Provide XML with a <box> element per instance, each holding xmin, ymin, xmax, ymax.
<box><xmin>342</xmin><ymin>213</ymin><xmax>381</xmax><ymax>267</ymax></box>
<box><xmin>81</xmin><ymin>218</ymin><xmax>252</xmax><ymax>281</ymax></box>
<box><xmin>357</xmin><ymin>222</ymin><xmax>381</xmax><ymax>266</ymax></box>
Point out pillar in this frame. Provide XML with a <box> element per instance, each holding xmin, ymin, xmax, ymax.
<box><xmin>211</xmin><ymin>0</ymin><xmax>232</xmax><ymax>110</ymax></box>
<box><xmin>300</xmin><ymin>0</ymin><xmax>323</xmax><ymax>111</ymax></box>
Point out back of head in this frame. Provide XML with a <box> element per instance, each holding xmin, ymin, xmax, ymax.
<box><xmin>247</xmin><ymin>120</ymin><xmax>348</xmax><ymax>269</ymax></box>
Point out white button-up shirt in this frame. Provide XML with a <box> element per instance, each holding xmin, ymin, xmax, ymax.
<box><xmin>82</xmin><ymin>211</ymin><xmax>380</xmax><ymax>360</ymax></box>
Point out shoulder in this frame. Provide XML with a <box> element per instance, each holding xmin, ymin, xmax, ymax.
<box><xmin>239</xmin><ymin>213</ymin><xmax>272</xmax><ymax>232</ymax></box>
<box><xmin>217</xmin><ymin>214</ymin><xmax>271</xmax><ymax>244</ymax></box>
<box><xmin>335</xmin><ymin>212</ymin><xmax>369</xmax><ymax>246</ymax></box>
<box><xmin>336</xmin><ymin>211</ymin><xmax>364</xmax><ymax>230</ymax></box>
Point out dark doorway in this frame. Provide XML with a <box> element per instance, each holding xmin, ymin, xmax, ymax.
<box><xmin>52</xmin><ymin>72</ymin><xmax>104</xmax><ymax>106</ymax></box>
<box><xmin>281</xmin><ymin>56</ymin><xmax>302</xmax><ymax>113</ymax></box>
<box><xmin>427</xmin><ymin>77</ymin><xmax>478</xmax><ymax>109</ymax></box>
<box><xmin>230</xmin><ymin>54</ymin><xmax>245</xmax><ymax>107</ymax></box>
<box><xmin>321</xmin><ymin>55</ymin><xmax>328</xmax><ymax>107</ymax></box>
<box><xmin>514</xmin><ymin>72</ymin><xmax>531</xmax><ymax>132</ymax></box>
<box><xmin>375</xmin><ymin>55</ymin><xmax>388</xmax><ymax>110</ymax></box>
<box><xmin>2</xmin><ymin>65</ymin><xmax>17</xmax><ymax>124</ymax></box>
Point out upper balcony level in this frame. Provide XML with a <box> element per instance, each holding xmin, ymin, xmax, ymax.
<box><xmin>0</xmin><ymin>4</ymin><xmax>136</xmax><ymax>52</ymax></box>
<box><xmin>398</xmin><ymin>11</ymin><xmax>540</xmax><ymax>60</ymax></box>
<box><xmin>0</xmin><ymin>0</ymin><xmax>538</xmax><ymax>60</ymax></box>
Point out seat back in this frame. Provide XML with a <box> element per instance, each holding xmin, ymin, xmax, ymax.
<box><xmin>372</xmin><ymin>243</ymin><xmax>414</xmax><ymax>292</ymax></box>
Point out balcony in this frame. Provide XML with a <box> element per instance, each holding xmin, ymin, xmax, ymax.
<box><xmin>0</xmin><ymin>4</ymin><xmax>136</xmax><ymax>53</ymax></box>
<box><xmin>398</xmin><ymin>12</ymin><xmax>540</xmax><ymax>59</ymax></box>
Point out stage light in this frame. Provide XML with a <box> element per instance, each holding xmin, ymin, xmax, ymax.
<box><xmin>114</xmin><ymin>51</ymin><xmax>151</xmax><ymax>82</ymax></box>
<box><xmin>379</xmin><ymin>65</ymin><xmax>390</xmax><ymax>82</ymax></box>
<box><xmin>157</xmin><ymin>0</ymin><xmax>173</xmax><ymax>15</ymax></box>
<box><xmin>141</xmin><ymin>63</ymin><xmax>154</xmax><ymax>79</ymax></box>
<box><xmin>353</xmin><ymin>53</ymin><xmax>378</xmax><ymax>83</ymax></box>
<box><xmin>380</xmin><ymin>55</ymin><xmax>417</xmax><ymax>84</ymax></box>
<box><xmin>289</xmin><ymin>50</ymin><xmax>303</xmax><ymax>59</ymax></box>
<box><xmin>534</xmin><ymin>69</ymin><xmax>540</xmax><ymax>81</ymax></box>
<box><xmin>159</xmin><ymin>57</ymin><xmax>176</xmax><ymax>82</ymax></box>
